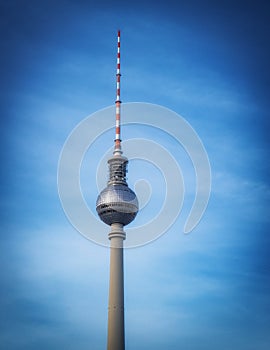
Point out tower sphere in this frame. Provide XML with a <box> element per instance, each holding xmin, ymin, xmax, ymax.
<box><xmin>96</xmin><ymin>184</ymin><xmax>138</xmax><ymax>226</ymax></box>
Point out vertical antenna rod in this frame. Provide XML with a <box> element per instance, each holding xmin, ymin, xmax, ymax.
<box><xmin>114</xmin><ymin>30</ymin><xmax>122</xmax><ymax>155</ymax></box>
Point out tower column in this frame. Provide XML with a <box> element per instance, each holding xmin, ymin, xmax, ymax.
<box><xmin>107</xmin><ymin>223</ymin><xmax>126</xmax><ymax>350</ymax></box>
<box><xmin>96</xmin><ymin>30</ymin><xmax>138</xmax><ymax>350</ymax></box>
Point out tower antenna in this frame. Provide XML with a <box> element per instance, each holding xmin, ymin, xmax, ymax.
<box><xmin>114</xmin><ymin>30</ymin><xmax>122</xmax><ymax>155</ymax></box>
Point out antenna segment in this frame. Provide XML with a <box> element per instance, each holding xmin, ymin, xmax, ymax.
<box><xmin>114</xmin><ymin>30</ymin><xmax>122</xmax><ymax>155</ymax></box>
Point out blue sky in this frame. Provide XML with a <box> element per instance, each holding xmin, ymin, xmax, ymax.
<box><xmin>1</xmin><ymin>0</ymin><xmax>270</xmax><ymax>349</ymax></box>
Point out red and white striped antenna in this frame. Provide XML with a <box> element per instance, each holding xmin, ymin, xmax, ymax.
<box><xmin>114</xmin><ymin>30</ymin><xmax>122</xmax><ymax>155</ymax></box>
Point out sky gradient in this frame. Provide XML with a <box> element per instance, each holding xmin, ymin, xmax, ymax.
<box><xmin>0</xmin><ymin>1</ymin><xmax>270</xmax><ymax>349</ymax></box>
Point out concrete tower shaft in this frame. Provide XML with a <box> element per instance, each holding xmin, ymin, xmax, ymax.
<box><xmin>107</xmin><ymin>223</ymin><xmax>125</xmax><ymax>350</ymax></box>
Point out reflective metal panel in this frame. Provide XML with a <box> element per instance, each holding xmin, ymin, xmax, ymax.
<box><xmin>96</xmin><ymin>185</ymin><xmax>139</xmax><ymax>226</ymax></box>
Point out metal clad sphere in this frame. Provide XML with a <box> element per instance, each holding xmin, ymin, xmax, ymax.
<box><xmin>96</xmin><ymin>184</ymin><xmax>138</xmax><ymax>226</ymax></box>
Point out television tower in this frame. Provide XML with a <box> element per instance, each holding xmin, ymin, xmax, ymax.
<box><xmin>96</xmin><ymin>31</ymin><xmax>139</xmax><ymax>350</ymax></box>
